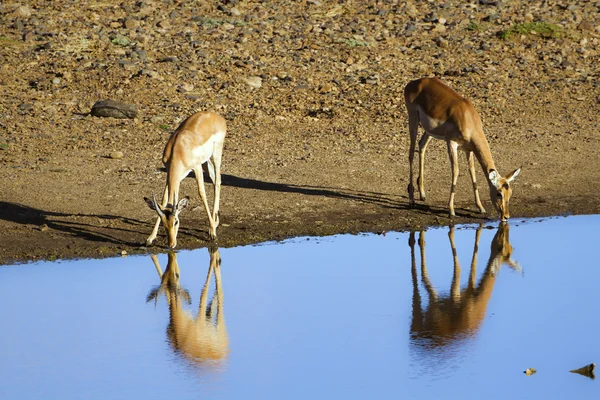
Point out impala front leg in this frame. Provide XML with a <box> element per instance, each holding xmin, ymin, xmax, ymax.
<box><xmin>447</xmin><ymin>141</ymin><xmax>460</xmax><ymax>217</ymax></box>
<box><xmin>417</xmin><ymin>133</ymin><xmax>432</xmax><ymax>201</ymax></box>
<box><xmin>467</xmin><ymin>151</ymin><xmax>486</xmax><ymax>214</ymax></box>
<box><xmin>194</xmin><ymin>167</ymin><xmax>217</xmax><ymax>240</ymax></box>
<box><xmin>407</xmin><ymin>113</ymin><xmax>419</xmax><ymax>206</ymax></box>
<box><xmin>146</xmin><ymin>185</ymin><xmax>169</xmax><ymax>246</ymax></box>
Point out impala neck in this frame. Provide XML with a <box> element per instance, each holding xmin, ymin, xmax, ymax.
<box><xmin>472</xmin><ymin>134</ymin><xmax>497</xmax><ymax>178</ymax></box>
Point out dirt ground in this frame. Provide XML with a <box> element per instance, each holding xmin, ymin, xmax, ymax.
<box><xmin>1</xmin><ymin>1</ymin><xmax>599</xmax><ymax>264</ymax></box>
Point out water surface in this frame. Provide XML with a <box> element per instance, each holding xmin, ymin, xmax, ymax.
<box><xmin>1</xmin><ymin>215</ymin><xmax>598</xmax><ymax>399</ymax></box>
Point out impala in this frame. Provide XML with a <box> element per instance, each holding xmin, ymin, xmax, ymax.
<box><xmin>404</xmin><ymin>77</ymin><xmax>521</xmax><ymax>220</ymax></box>
<box><xmin>148</xmin><ymin>247</ymin><xmax>229</xmax><ymax>368</ymax></box>
<box><xmin>145</xmin><ymin>111</ymin><xmax>226</xmax><ymax>248</ymax></box>
<box><xmin>409</xmin><ymin>223</ymin><xmax>520</xmax><ymax>350</ymax></box>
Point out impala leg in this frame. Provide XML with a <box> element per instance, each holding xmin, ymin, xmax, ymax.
<box><xmin>467</xmin><ymin>150</ymin><xmax>486</xmax><ymax>213</ymax></box>
<box><xmin>409</xmin><ymin>231</ymin><xmax>424</xmax><ymax>332</ymax></box>
<box><xmin>146</xmin><ymin>185</ymin><xmax>169</xmax><ymax>246</ymax></box>
<box><xmin>418</xmin><ymin>230</ymin><xmax>438</xmax><ymax>302</ymax></box>
<box><xmin>194</xmin><ymin>167</ymin><xmax>217</xmax><ymax>240</ymax></box>
<box><xmin>448</xmin><ymin>226</ymin><xmax>462</xmax><ymax>303</ymax></box>
<box><xmin>197</xmin><ymin>256</ymin><xmax>215</xmax><ymax>320</ymax></box>
<box><xmin>211</xmin><ymin>145</ymin><xmax>223</xmax><ymax>228</ymax></box>
<box><xmin>468</xmin><ymin>224</ymin><xmax>484</xmax><ymax>290</ymax></box>
<box><xmin>447</xmin><ymin>141</ymin><xmax>460</xmax><ymax>217</ymax></box>
<box><xmin>407</xmin><ymin>112</ymin><xmax>419</xmax><ymax>206</ymax></box>
<box><xmin>417</xmin><ymin>133</ymin><xmax>432</xmax><ymax>201</ymax></box>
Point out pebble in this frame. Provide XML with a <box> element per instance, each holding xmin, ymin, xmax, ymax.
<box><xmin>12</xmin><ymin>5</ymin><xmax>32</xmax><ymax>18</ymax></box>
<box><xmin>245</xmin><ymin>76</ymin><xmax>262</xmax><ymax>88</ymax></box>
<box><xmin>110</xmin><ymin>151</ymin><xmax>124</xmax><ymax>159</ymax></box>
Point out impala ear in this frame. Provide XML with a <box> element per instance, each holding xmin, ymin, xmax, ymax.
<box><xmin>506</xmin><ymin>167</ymin><xmax>521</xmax><ymax>183</ymax></box>
<box><xmin>488</xmin><ymin>170</ymin><xmax>500</xmax><ymax>188</ymax></box>
<box><xmin>175</xmin><ymin>196</ymin><xmax>190</xmax><ymax>213</ymax></box>
<box><xmin>144</xmin><ymin>197</ymin><xmax>155</xmax><ymax>210</ymax></box>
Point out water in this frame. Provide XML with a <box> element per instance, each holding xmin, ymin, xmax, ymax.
<box><xmin>0</xmin><ymin>215</ymin><xmax>598</xmax><ymax>399</ymax></box>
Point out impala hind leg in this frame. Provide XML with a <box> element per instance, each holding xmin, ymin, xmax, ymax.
<box><xmin>467</xmin><ymin>151</ymin><xmax>486</xmax><ymax>213</ymax></box>
<box><xmin>417</xmin><ymin>133</ymin><xmax>432</xmax><ymax>201</ymax></box>
<box><xmin>194</xmin><ymin>167</ymin><xmax>217</xmax><ymax>240</ymax></box>
<box><xmin>407</xmin><ymin>112</ymin><xmax>419</xmax><ymax>206</ymax></box>
<box><xmin>447</xmin><ymin>141</ymin><xmax>460</xmax><ymax>217</ymax></box>
<box><xmin>146</xmin><ymin>185</ymin><xmax>169</xmax><ymax>246</ymax></box>
<box><xmin>211</xmin><ymin>143</ymin><xmax>223</xmax><ymax>228</ymax></box>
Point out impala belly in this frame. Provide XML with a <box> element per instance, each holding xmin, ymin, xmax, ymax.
<box><xmin>415</xmin><ymin>105</ymin><xmax>452</xmax><ymax>140</ymax></box>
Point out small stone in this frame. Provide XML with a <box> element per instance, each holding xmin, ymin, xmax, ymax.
<box><xmin>531</xmin><ymin>183</ymin><xmax>542</xmax><ymax>189</ymax></box>
<box><xmin>319</xmin><ymin>83</ymin><xmax>332</xmax><ymax>93</ymax></box>
<box><xmin>434</xmin><ymin>23</ymin><xmax>446</xmax><ymax>33</ymax></box>
<box><xmin>436</xmin><ymin>37</ymin><xmax>449</xmax><ymax>48</ymax></box>
<box><xmin>52</xmin><ymin>77</ymin><xmax>61</xmax><ymax>85</ymax></box>
<box><xmin>134</xmin><ymin>49</ymin><xmax>148</xmax><ymax>61</ymax></box>
<box><xmin>570</xmin><ymin>363</ymin><xmax>595</xmax><ymax>379</ymax></box>
<box><xmin>524</xmin><ymin>13</ymin><xmax>534</xmax><ymax>22</ymax></box>
<box><xmin>245</xmin><ymin>76</ymin><xmax>262</xmax><ymax>88</ymax></box>
<box><xmin>124</xmin><ymin>19</ymin><xmax>140</xmax><ymax>29</ymax></box>
<box><xmin>121</xmin><ymin>250</ymin><xmax>128</xmax><ymax>257</ymax></box>
<box><xmin>39</xmin><ymin>224</ymin><xmax>49</xmax><ymax>232</ymax></box>
<box><xmin>110</xmin><ymin>151</ymin><xmax>124</xmax><ymax>159</ymax></box>
<box><xmin>524</xmin><ymin>368</ymin><xmax>536</xmax><ymax>376</ymax></box>
<box><xmin>230</xmin><ymin>7</ymin><xmax>241</xmax><ymax>16</ymax></box>
<box><xmin>177</xmin><ymin>83</ymin><xmax>194</xmax><ymax>92</ymax></box>
<box><xmin>159</xmin><ymin>56</ymin><xmax>178</xmax><ymax>63</ymax></box>
<box><xmin>12</xmin><ymin>5</ymin><xmax>32</xmax><ymax>18</ymax></box>
<box><xmin>577</xmin><ymin>20</ymin><xmax>593</xmax><ymax>31</ymax></box>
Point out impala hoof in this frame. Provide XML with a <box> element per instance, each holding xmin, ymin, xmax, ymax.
<box><xmin>145</xmin><ymin>238</ymin><xmax>154</xmax><ymax>246</ymax></box>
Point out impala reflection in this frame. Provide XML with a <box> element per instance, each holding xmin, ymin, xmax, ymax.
<box><xmin>148</xmin><ymin>246</ymin><xmax>229</xmax><ymax>370</ymax></box>
<box><xmin>409</xmin><ymin>223</ymin><xmax>520</xmax><ymax>357</ymax></box>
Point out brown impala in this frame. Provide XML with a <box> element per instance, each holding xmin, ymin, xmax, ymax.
<box><xmin>409</xmin><ymin>223</ymin><xmax>520</xmax><ymax>351</ymax></box>
<box><xmin>147</xmin><ymin>247</ymin><xmax>229</xmax><ymax>368</ymax></box>
<box><xmin>145</xmin><ymin>111</ymin><xmax>226</xmax><ymax>248</ymax></box>
<box><xmin>404</xmin><ymin>77</ymin><xmax>521</xmax><ymax>220</ymax></box>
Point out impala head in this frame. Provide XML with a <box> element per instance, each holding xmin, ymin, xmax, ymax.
<box><xmin>144</xmin><ymin>194</ymin><xmax>190</xmax><ymax>248</ymax></box>
<box><xmin>488</xmin><ymin>168</ymin><xmax>521</xmax><ymax>221</ymax></box>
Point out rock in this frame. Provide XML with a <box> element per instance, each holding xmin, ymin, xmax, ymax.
<box><xmin>577</xmin><ymin>20</ymin><xmax>593</xmax><ymax>31</ymax></box>
<box><xmin>436</xmin><ymin>37</ymin><xmax>449</xmax><ymax>48</ymax></box>
<box><xmin>319</xmin><ymin>83</ymin><xmax>332</xmax><ymax>93</ymax></box>
<box><xmin>110</xmin><ymin>151</ymin><xmax>124</xmax><ymax>159</ymax></box>
<box><xmin>245</xmin><ymin>76</ymin><xmax>262</xmax><ymax>88</ymax></box>
<box><xmin>124</xmin><ymin>19</ymin><xmax>140</xmax><ymax>29</ymax></box>
<box><xmin>90</xmin><ymin>100</ymin><xmax>137</xmax><ymax>119</ymax></box>
<box><xmin>230</xmin><ymin>7</ymin><xmax>241</xmax><ymax>16</ymax></box>
<box><xmin>12</xmin><ymin>5</ymin><xmax>32</xmax><ymax>18</ymax></box>
<box><xmin>18</xmin><ymin>103</ymin><xmax>34</xmax><ymax>114</ymax></box>
<box><xmin>177</xmin><ymin>83</ymin><xmax>194</xmax><ymax>92</ymax></box>
<box><xmin>159</xmin><ymin>56</ymin><xmax>179</xmax><ymax>63</ymax></box>
<box><xmin>570</xmin><ymin>363</ymin><xmax>595</xmax><ymax>379</ymax></box>
<box><xmin>39</xmin><ymin>224</ymin><xmax>49</xmax><ymax>232</ymax></box>
<box><xmin>524</xmin><ymin>368</ymin><xmax>536</xmax><ymax>376</ymax></box>
<box><xmin>134</xmin><ymin>49</ymin><xmax>148</xmax><ymax>61</ymax></box>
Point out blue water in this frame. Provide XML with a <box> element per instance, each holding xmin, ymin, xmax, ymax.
<box><xmin>0</xmin><ymin>215</ymin><xmax>598</xmax><ymax>399</ymax></box>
